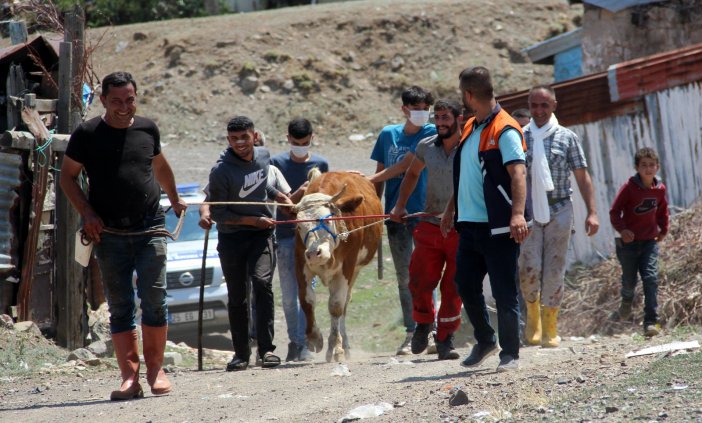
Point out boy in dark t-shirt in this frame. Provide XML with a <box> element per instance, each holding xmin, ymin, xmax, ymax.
<box><xmin>270</xmin><ymin>117</ymin><xmax>329</xmax><ymax>362</ymax></box>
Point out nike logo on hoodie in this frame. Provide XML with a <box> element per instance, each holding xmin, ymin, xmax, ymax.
<box><xmin>239</xmin><ymin>169</ymin><xmax>266</xmax><ymax>198</ymax></box>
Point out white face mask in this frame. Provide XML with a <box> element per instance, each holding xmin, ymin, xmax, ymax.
<box><xmin>290</xmin><ymin>145</ymin><xmax>310</xmax><ymax>158</ymax></box>
<box><xmin>409</xmin><ymin>110</ymin><xmax>430</xmax><ymax>126</ymax></box>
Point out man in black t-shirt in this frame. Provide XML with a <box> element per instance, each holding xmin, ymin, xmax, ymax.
<box><xmin>60</xmin><ymin>71</ymin><xmax>187</xmax><ymax>401</ymax></box>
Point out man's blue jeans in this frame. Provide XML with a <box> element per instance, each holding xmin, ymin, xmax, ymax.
<box><xmin>454</xmin><ymin>222</ymin><xmax>520</xmax><ymax>359</ymax></box>
<box><xmin>276</xmin><ymin>236</ymin><xmax>306</xmax><ymax>347</ymax></box>
<box><xmin>386</xmin><ymin>220</ymin><xmax>417</xmax><ymax>333</ymax></box>
<box><xmin>94</xmin><ymin>232</ymin><xmax>168</xmax><ymax>334</ymax></box>
<box><xmin>615</xmin><ymin>239</ymin><xmax>659</xmax><ymax>324</ymax></box>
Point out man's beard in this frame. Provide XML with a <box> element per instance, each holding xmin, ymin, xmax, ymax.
<box><xmin>437</xmin><ymin>121</ymin><xmax>459</xmax><ymax>141</ymax></box>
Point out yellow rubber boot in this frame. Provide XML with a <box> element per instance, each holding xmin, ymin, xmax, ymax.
<box><xmin>525</xmin><ymin>298</ymin><xmax>542</xmax><ymax>346</ymax></box>
<box><xmin>541</xmin><ymin>306</ymin><xmax>561</xmax><ymax>348</ymax></box>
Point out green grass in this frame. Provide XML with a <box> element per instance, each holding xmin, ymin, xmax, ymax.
<box><xmin>0</xmin><ymin>329</ymin><xmax>67</xmax><ymax>377</ymax></box>
<box><xmin>273</xmin><ymin>233</ymin><xmax>408</xmax><ymax>354</ymax></box>
<box><xmin>526</xmin><ymin>351</ymin><xmax>702</xmax><ymax>421</ymax></box>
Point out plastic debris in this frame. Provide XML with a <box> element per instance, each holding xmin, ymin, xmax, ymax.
<box><xmin>472</xmin><ymin>411</ymin><xmax>491</xmax><ymax>419</ymax></box>
<box><xmin>381</xmin><ymin>357</ymin><xmax>415</xmax><ymax>368</ymax></box>
<box><xmin>338</xmin><ymin>402</ymin><xmax>394</xmax><ymax>422</ymax></box>
<box><xmin>625</xmin><ymin>340</ymin><xmax>700</xmax><ymax>358</ymax></box>
<box><xmin>331</xmin><ymin>363</ymin><xmax>351</xmax><ymax>377</ymax></box>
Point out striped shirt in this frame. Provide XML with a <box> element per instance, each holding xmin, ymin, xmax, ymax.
<box><xmin>524</xmin><ymin>125</ymin><xmax>587</xmax><ymax>214</ymax></box>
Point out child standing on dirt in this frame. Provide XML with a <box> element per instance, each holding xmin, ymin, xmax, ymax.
<box><xmin>609</xmin><ymin>147</ymin><xmax>669</xmax><ymax>336</ymax></box>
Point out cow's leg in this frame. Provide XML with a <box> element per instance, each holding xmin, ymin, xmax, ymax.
<box><xmin>340</xmin><ymin>275</ymin><xmax>356</xmax><ymax>359</ymax></box>
<box><xmin>327</xmin><ymin>275</ymin><xmax>349</xmax><ymax>362</ymax></box>
<box><xmin>305</xmin><ymin>277</ymin><xmax>324</xmax><ymax>353</ymax></box>
<box><xmin>340</xmin><ymin>316</ymin><xmax>350</xmax><ymax>360</ymax></box>
<box><xmin>296</xmin><ymin>263</ymin><xmax>323</xmax><ymax>353</ymax></box>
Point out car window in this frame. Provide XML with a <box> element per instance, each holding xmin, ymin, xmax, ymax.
<box><xmin>165</xmin><ymin>210</ymin><xmax>217</xmax><ymax>243</ymax></box>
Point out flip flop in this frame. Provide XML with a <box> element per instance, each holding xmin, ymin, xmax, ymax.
<box><xmin>261</xmin><ymin>351</ymin><xmax>281</xmax><ymax>368</ymax></box>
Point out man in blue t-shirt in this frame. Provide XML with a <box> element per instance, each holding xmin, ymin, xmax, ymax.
<box><xmin>369</xmin><ymin>85</ymin><xmax>436</xmax><ymax>355</ymax></box>
<box><xmin>440</xmin><ymin>67</ymin><xmax>530</xmax><ymax>373</ymax></box>
<box><xmin>271</xmin><ymin>118</ymin><xmax>329</xmax><ymax>362</ymax></box>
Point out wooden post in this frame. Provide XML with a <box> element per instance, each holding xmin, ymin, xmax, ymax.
<box><xmin>6</xmin><ymin>64</ymin><xmax>26</xmax><ymax>130</ymax></box>
<box><xmin>377</xmin><ymin>238</ymin><xmax>383</xmax><ymax>279</ymax></box>
<box><xmin>9</xmin><ymin>21</ymin><xmax>28</xmax><ymax>45</ymax></box>
<box><xmin>57</xmin><ymin>43</ymin><xmax>72</xmax><ymax>134</ymax></box>
<box><xmin>55</xmin><ymin>39</ymin><xmax>84</xmax><ymax>349</ymax></box>
<box><xmin>65</xmin><ymin>6</ymin><xmax>85</xmax><ymax>128</ymax></box>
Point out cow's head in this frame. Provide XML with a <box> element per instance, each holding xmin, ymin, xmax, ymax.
<box><xmin>294</xmin><ymin>185</ymin><xmax>364</xmax><ymax>266</ymax></box>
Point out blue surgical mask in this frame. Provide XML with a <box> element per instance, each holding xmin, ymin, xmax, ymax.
<box><xmin>290</xmin><ymin>145</ymin><xmax>310</xmax><ymax>158</ymax></box>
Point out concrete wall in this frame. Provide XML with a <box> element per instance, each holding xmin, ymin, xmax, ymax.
<box><xmin>582</xmin><ymin>2</ymin><xmax>702</xmax><ymax>74</ymax></box>
<box><xmin>565</xmin><ymin>82</ymin><xmax>702</xmax><ymax>265</ymax></box>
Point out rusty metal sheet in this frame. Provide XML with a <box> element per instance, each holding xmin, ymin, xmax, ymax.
<box><xmin>609</xmin><ymin>43</ymin><xmax>702</xmax><ymax>101</ymax></box>
<box><xmin>498</xmin><ymin>71</ymin><xmax>642</xmax><ymax>127</ymax></box>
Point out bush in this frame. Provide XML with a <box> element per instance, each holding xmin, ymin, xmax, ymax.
<box><xmin>56</xmin><ymin>0</ymin><xmax>207</xmax><ymax>27</ymax></box>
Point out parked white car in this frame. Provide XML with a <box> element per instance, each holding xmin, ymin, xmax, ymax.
<box><xmin>159</xmin><ymin>184</ymin><xmax>229</xmax><ymax>338</ymax></box>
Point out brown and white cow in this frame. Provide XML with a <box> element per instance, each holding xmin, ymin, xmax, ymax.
<box><xmin>294</xmin><ymin>170</ymin><xmax>382</xmax><ymax>362</ymax></box>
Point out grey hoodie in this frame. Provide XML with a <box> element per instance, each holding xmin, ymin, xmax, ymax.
<box><xmin>209</xmin><ymin>146</ymin><xmax>280</xmax><ymax>233</ymax></box>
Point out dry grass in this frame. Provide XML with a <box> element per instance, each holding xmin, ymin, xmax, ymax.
<box><xmin>560</xmin><ymin>201</ymin><xmax>702</xmax><ymax>336</ymax></box>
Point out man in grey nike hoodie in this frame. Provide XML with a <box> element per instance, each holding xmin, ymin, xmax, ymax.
<box><xmin>209</xmin><ymin>116</ymin><xmax>293</xmax><ymax>371</ymax></box>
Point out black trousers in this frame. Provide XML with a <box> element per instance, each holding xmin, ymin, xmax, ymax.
<box><xmin>217</xmin><ymin>230</ymin><xmax>276</xmax><ymax>360</ymax></box>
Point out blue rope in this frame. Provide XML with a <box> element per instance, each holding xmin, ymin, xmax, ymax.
<box><xmin>34</xmin><ymin>129</ymin><xmax>57</xmax><ymax>170</ymax></box>
<box><xmin>302</xmin><ymin>213</ymin><xmax>337</xmax><ymax>246</ymax></box>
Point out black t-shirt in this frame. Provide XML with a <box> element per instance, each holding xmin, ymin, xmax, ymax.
<box><xmin>65</xmin><ymin>116</ymin><xmax>162</xmax><ymax>226</ymax></box>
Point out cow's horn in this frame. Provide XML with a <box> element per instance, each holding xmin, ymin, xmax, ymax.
<box><xmin>330</xmin><ymin>184</ymin><xmax>347</xmax><ymax>203</ymax></box>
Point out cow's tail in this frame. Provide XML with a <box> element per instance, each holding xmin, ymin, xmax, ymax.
<box><xmin>307</xmin><ymin>167</ymin><xmax>322</xmax><ymax>182</ymax></box>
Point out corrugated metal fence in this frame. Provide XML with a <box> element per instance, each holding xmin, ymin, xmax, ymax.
<box><xmin>0</xmin><ymin>151</ymin><xmax>22</xmax><ymax>275</ymax></box>
<box><xmin>567</xmin><ymin>82</ymin><xmax>702</xmax><ymax>264</ymax></box>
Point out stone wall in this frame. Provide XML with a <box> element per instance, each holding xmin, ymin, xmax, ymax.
<box><xmin>582</xmin><ymin>2</ymin><xmax>702</xmax><ymax>74</ymax></box>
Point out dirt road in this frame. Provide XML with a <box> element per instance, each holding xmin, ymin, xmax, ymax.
<box><xmin>2</xmin><ymin>333</ymin><xmax>700</xmax><ymax>423</ymax></box>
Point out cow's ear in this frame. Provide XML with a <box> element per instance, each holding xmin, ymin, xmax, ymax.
<box><xmin>335</xmin><ymin>195</ymin><xmax>364</xmax><ymax>213</ymax></box>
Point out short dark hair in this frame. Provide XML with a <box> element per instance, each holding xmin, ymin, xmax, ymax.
<box><xmin>511</xmin><ymin>108</ymin><xmax>531</xmax><ymax>119</ymax></box>
<box><xmin>101</xmin><ymin>71</ymin><xmax>137</xmax><ymax>97</ymax></box>
<box><xmin>635</xmin><ymin>147</ymin><xmax>659</xmax><ymax>166</ymax></box>
<box><xmin>529</xmin><ymin>84</ymin><xmax>557</xmax><ymax>101</ymax></box>
<box><xmin>433</xmin><ymin>99</ymin><xmax>461</xmax><ymax>119</ymax></box>
<box><xmin>227</xmin><ymin>116</ymin><xmax>255</xmax><ymax>132</ymax></box>
<box><xmin>401</xmin><ymin>85</ymin><xmax>434</xmax><ymax>107</ymax></box>
<box><xmin>458</xmin><ymin>67</ymin><xmax>493</xmax><ymax>101</ymax></box>
<box><xmin>288</xmin><ymin>117</ymin><xmax>313</xmax><ymax>139</ymax></box>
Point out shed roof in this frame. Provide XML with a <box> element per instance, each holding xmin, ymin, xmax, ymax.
<box><xmin>523</xmin><ymin>28</ymin><xmax>582</xmax><ymax>64</ymax></box>
<box><xmin>497</xmin><ymin>41</ymin><xmax>702</xmax><ymax>126</ymax></box>
<box><xmin>582</xmin><ymin>0</ymin><xmax>665</xmax><ymax>13</ymax></box>
<box><xmin>0</xmin><ymin>35</ymin><xmax>60</xmax><ymax>68</ymax></box>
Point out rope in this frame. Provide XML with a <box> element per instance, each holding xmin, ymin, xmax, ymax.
<box><xmin>34</xmin><ymin>130</ymin><xmax>57</xmax><ymax>169</ymax></box>
<box><xmin>336</xmin><ymin>212</ymin><xmax>433</xmax><ymax>240</ymax></box>
<box><xmin>192</xmin><ymin>201</ymin><xmax>291</xmax><ymax>207</ymax></box>
<box><xmin>87</xmin><ymin>210</ymin><xmax>187</xmax><ymax>241</ymax></box>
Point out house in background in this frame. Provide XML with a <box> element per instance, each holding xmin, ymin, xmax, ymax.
<box><xmin>581</xmin><ymin>0</ymin><xmax>702</xmax><ymax>74</ymax></box>
<box><xmin>524</xmin><ymin>0</ymin><xmax>702</xmax><ymax>82</ymax></box>
<box><xmin>523</xmin><ymin>28</ymin><xmax>583</xmax><ymax>82</ymax></box>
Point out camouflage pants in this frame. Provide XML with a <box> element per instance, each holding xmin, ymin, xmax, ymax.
<box><xmin>518</xmin><ymin>202</ymin><xmax>573</xmax><ymax>307</ymax></box>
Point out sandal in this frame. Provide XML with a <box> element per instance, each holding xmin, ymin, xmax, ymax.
<box><xmin>261</xmin><ymin>351</ymin><xmax>281</xmax><ymax>368</ymax></box>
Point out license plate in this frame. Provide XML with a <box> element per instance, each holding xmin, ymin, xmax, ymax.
<box><xmin>169</xmin><ymin>309</ymin><xmax>214</xmax><ymax>324</ymax></box>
